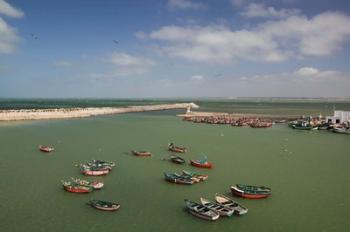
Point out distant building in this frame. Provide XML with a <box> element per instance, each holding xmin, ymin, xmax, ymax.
<box><xmin>326</xmin><ymin>111</ymin><xmax>350</xmax><ymax>124</ymax></box>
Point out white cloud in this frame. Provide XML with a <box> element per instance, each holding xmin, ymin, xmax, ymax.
<box><xmin>107</xmin><ymin>52</ymin><xmax>156</xmax><ymax>76</ymax></box>
<box><xmin>168</xmin><ymin>0</ymin><xmax>206</xmax><ymax>10</ymax></box>
<box><xmin>242</xmin><ymin>3</ymin><xmax>300</xmax><ymax>19</ymax></box>
<box><xmin>147</xmin><ymin>11</ymin><xmax>350</xmax><ymax>63</ymax></box>
<box><xmin>294</xmin><ymin>67</ymin><xmax>319</xmax><ymax>76</ymax></box>
<box><xmin>242</xmin><ymin>67</ymin><xmax>349</xmax><ymax>83</ymax></box>
<box><xmin>191</xmin><ymin>75</ymin><xmax>204</xmax><ymax>80</ymax></box>
<box><xmin>0</xmin><ymin>0</ymin><xmax>24</xmax><ymax>18</ymax></box>
<box><xmin>0</xmin><ymin>17</ymin><xmax>19</xmax><ymax>54</ymax></box>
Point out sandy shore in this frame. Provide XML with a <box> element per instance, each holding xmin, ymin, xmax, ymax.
<box><xmin>0</xmin><ymin>103</ymin><xmax>197</xmax><ymax>121</ymax></box>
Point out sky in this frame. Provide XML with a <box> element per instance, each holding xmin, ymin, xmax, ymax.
<box><xmin>1</xmin><ymin>0</ymin><xmax>350</xmax><ymax>98</ymax></box>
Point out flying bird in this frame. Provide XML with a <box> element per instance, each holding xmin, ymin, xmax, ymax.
<box><xmin>30</xmin><ymin>33</ymin><xmax>38</xmax><ymax>40</ymax></box>
<box><xmin>113</xmin><ymin>40</ymin><xmax>119</xmax><ymax>44</ymax></box>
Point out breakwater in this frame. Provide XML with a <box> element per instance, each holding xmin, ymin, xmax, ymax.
<box><xmin>0</xmin><ymin>103</ymin><xmax>198</xmax><ymax>121</ymax></box>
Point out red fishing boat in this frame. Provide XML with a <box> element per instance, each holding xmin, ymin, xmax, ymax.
<box><xmin>81</xmin><ymin>168</ymin><xmax>110</xmax><ymax>176</ymax></box>
<box><xmin>190</xmin><ymin>156</ymin><xmax>213</xmax><ymax>169</ymax></box>
<box><xmin>62</xmin><ymin>181</ymin><xmax>93</xmax><ymax>193</ymax></box>
<box><xmin>39</xmin><ymin>145</ymin><xmax>54</xmax><ymax>152</ymax></box>
<box><xmin>131</xmin><ymin>150</ymin><xmax>152</xmax><ymax>157</ymax></box>
<box><xmin>230</xmin><ymin>184</ymin><xmax>271</xmax><ymax>199</ymax></box>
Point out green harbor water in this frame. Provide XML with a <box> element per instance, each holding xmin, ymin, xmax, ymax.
<box><xmin>0</xmin><ymin>108</ymin><xmax>349</xmax><ymax>232</ymax></box>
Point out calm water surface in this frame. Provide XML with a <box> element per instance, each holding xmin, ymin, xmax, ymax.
<box><xmin>0</xmin><ymin>111</ymin><xmax>349</xmax><ymax>232</ymax></box>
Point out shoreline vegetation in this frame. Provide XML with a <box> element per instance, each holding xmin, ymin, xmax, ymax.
<box><xmin>0</xmin><ymin>103</ymin><xmax>197</xmax><ymax>121</ymax></box>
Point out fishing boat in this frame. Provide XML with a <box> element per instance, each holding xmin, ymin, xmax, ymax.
<box><xmin>89</xmin><ymin>160</ymin><xmax>116</xmax><ymax>167</ymax></box>
<box><xmin>80</xmin><ymin>165</ymin><xmax>110</xmax><ymax>176</ymax></box>
<box><xmin>200</xmin><ymin>198</ymin><xmax>234</xmax><ymax>217</ymax></box>
<box><xmin>62</xmin><ymin>181</ymin><xmax>93</xmax><ymax>193</ymax></box>
<box><xmin>174</xmin><ymin>172</ymin><xmax>200</xmax><ymax>183</ymax></box>
<box><xmin>231</xmin><ymin>184</ymin><xmax>271</xmax><ymax>199</ymax></box>
<box><xmin>39</xmin><ymin>145</ymin><xmax>54</xmax><ymax>152</ymax></box>
<box><xmin>190</xmin><ymin>156</ymin><xmax>213</xmax><ymax>169</ymax></box>
<box><xmin>164</xmin><ymin>172</ymin><xmax>194</xmax><ymax>185</ymax></box>
<box><xmin>333</xmin><ymin>127</ymin><xmax>350</xmax><ymax>134</ymax></box>
<box><xmin>170</xmin><ymin>155</ymin><xmax>185</xmax><ymax>164</ymax></box>
<box><xmin>168</xmin><ymin>143</ymin><xmax>187</xmax><ymax>153</ymax></box>
<box><xmin>88</xmin><ymin>199</ymin><xmax>120</xmax><ymax>211</ymax></box>
<box><xmin>131</xmin><ymin>150</ymin><xmax>152</xmax><ymax>157</ymax></box>
<box><xmin>182</xmin><ymin>170</ymin><xmax>208</xmax><ymax>181</ymax></box>
<box><xmin>70</xmin><ymin>177</ymin><xmax>104</xmax><ymax>190</ymax></box>
<box><xmin>214</xmin><ymin>193</ymin><xmax>248</xmax><ymax>215</ymax></box>
<box><xmin>184</xmin><ymin>199</ymin><xmax>220</xmax><ymax>221</ymax></box>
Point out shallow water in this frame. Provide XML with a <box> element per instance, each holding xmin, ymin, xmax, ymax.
<box><xmin>0</xmin><ymin>111</ymin><xmax>349</xmax><ymax>232</ymax></box>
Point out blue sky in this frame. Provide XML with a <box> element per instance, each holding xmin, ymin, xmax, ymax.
<box><xmin>1</xmin><ymin>0</ymin><xmax>350</xmax><ymax>98</ymax></box>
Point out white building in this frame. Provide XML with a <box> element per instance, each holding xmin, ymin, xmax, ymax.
<box><xmin>326</xmin><ymin>111</ymin><xmax>350</xmax><ymax>124</ymax></box>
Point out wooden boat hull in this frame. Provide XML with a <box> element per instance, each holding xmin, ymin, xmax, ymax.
<box><xmin>39</xmin><ymin>146</ymin><xmax>54</xmax><ymax>152</ymax></box>
<box><xmin>231</xmin><ymin>186</ymin><xmax>271</xmax><ymax>199</ymax></box>
<box><xmin>132</xmin><ymin>150</ymin><xmax>152</xmax><ymax>157</ymax></box>
<box><xmin>214</xmin><ymin>194</ymin><xmax>248</xmax><ymax>215</ymax></box>
<box><xmin>91</xmin><ymin>205</ymin><xmax>120</xmax><ymax>211</ymax></box>
<box><xmin>185</xmin><ymin>200</ymin><xmax>220</xmax><ymax>221</ymax></box>
<box><xmin>200</xmin><ymin>198</ymin><xmax>234</xmax><ymax>217</ymax></box>
<box><xmin>188</xmin><ymin>209</ymin><xmax>219</xmax><ymax>221</ymax></box>
<box><xmin>190</xmin><ymin>160</ymin><xmax>213</xmax><ymax>169</ymax></box>
<box><xmin>81</xmin><ymin>169</ymin><xmax>110</xmax><ymax>176</ymax></box>
<box><xmin>168</xmin><ymin>143</ymin><xmax>187</xmax><ymax>153</ymax></box>
<box><xmin>170</xmin><ymin>156</ymin><xmax>185</xmax><ymax>164</ymax></box>
<box><xmin>169</xmin><ymin>147</ymin><xmax>186</xmax><ymax>153</ymax></box>
<box><xmin>164</xmin><ymin>173</ymin><xmax>194</xmax><ymax>185</ymax></box>
<box><xmin>182</xmin><ymin>171</ymin><xmax>208</xmax><ymax>182</ymax></box>
<box><xmin>89</xmin><ymin>200</ymin><xmax>120</xmax><ymax>211</ymax></box>
<box><xmin>63</xmin><ymin>185</ymin><xmax>92</xmax><ymax>193</ymax></box>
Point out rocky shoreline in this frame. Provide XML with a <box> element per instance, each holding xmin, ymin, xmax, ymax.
<box><xmin>178</xmin><ymin>112</ymin><xmax>298</xmax><ymax>127</ymax></box>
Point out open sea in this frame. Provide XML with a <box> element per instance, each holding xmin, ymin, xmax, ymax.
<box><xmin>0</xmin><ymin>99</ymin><xmax>349</xmax><ymax>232</ymax></box>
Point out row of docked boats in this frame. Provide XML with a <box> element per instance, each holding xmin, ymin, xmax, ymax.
<box><xmin>164</xmin><ymin>171</ymin><xmax>208</xmax><ymax>185</ymax></box>
<box><xmin>79</xmin><ymin>159</ymin><xmax>116</xmax><ymax>176</ymax></box>
<box><xmin>185</xmin><ymin>185</ymin><xmax>271</xmax><ymax>221</ymax></box>
<box><xmin>184</xmin><ymin>194</ymin><xmax>248</xmax><ymax>221</ymax></box>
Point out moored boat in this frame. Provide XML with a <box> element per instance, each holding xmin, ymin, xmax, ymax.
<box><xmin>231</xmin><ymin>184</ymin><xmax>271</xmax><ymax>199</ymax></box>
<box><xmin>184</xmin><ymin>199</ymin><xmax>220</xmax><ymax>221</ymax></box>
<box><xmin>80</xmin><ymin>165</ymin><xmax>110</xmax><ymax>176</ymax></box>
<box><xmin>200</xmin><ymin>198</ymin><xmax>234</xmax><ymax>217</ymax></box>
<box><xmin>164</xmin><ymin>172</ymin><xmax>194</xmax><ymax>185</ymax></box>
<box><xmin>170</xmin><ymin>155</ymin><xmax>185</xmax><ymax>164</ymax></box>
<box><xmin>88</xmin><ymin>199</ymin><xmax>120</xmax><ymax>211</ymax></box>
<box><xmin>182</xmin><ymin>170</ymin><xmax>208</xmax><ymax>181</ymax></box>
<box><xmin>131</xmin><ymin>150</ymin><xmax>152</xmax><ymax>157</ymax></box>
<box><xmin>86</xmin><ymin>160</ymin><xmax>115</xmax><ymax>170</ymax></box>
<box><xmin>333</xmin><ymin>127</ymin><xmax>350</xmax><ymax>134</ymax></box>
<box><xmin>190</xmin><ymin>156</ymin><xmax>213</xmax><ymax>169</ymax></box>
<box><xmin>39</xmin><ymin>145</ymin><xmax>54</xmax><ymax>152</ymax></box>
<box><xmin>214</xmin><ymin>193</ymin><xmax>248</xmax><ymax>215</ymax></box>
<box><xmin>168</xmin><ymin>143</ymin><xmax>187</xmax><ymax>153</ymax></box>
<box><xmin>70</xmin><ymin>177</ymin><xmax>104</xmax><ymax>190</ymax></box>
<box><xmin>62</xmin><ymin>181</ymin><xmax>93</xmax><ymax>193</ymax></box>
